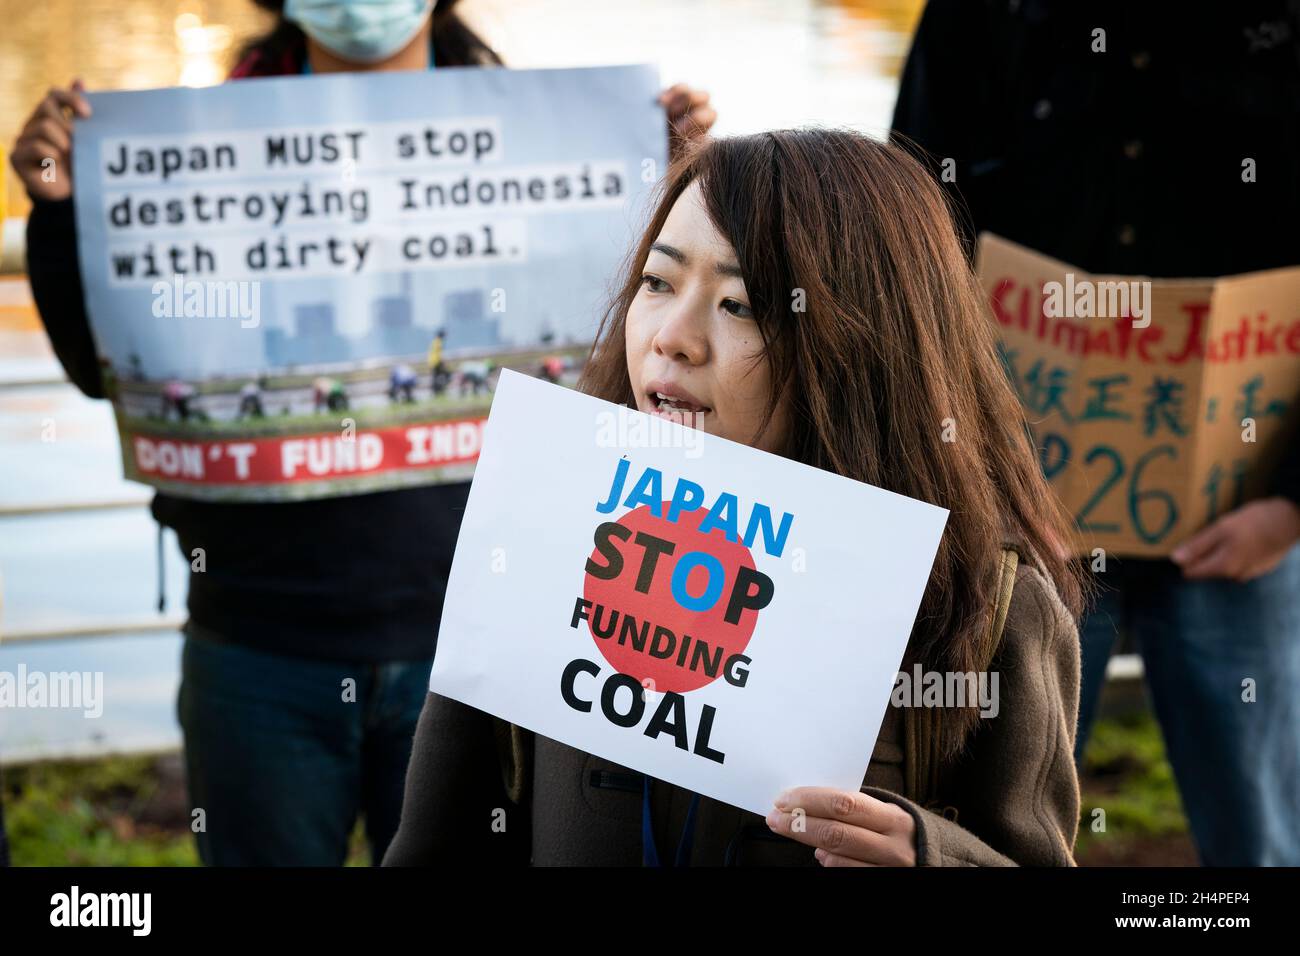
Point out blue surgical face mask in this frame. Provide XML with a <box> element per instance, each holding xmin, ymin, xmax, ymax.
<box><xmin>284</xmin><ymin>0</ymin><xmax>433</xmax><ymax>65</ymax></box>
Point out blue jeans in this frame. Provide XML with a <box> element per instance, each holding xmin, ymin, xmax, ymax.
<box><xmin>177</xmin><ymin>625</ymin><xmax>433</xmax><ymax>866</ymax></box>
<box><xmin>1075</xmin><ymin>547</ymin><xmax>1300</xmax><ymax>866</ymax></box>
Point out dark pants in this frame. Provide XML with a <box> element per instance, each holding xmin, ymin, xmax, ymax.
<box><xmin>177</xmin><ymin>624</ymin><xmax>432</xmax><ymax>866</ymax></box>
<box><xmin>1075</xmin><ymin>548</ymin><xmax>1300</xmax><ymax>866</ymax></box>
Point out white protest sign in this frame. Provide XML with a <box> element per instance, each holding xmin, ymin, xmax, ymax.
<box><xmin>430</xmin><ymin>370</ymin><xmax>949</xmax><ymax>815</ymax></box>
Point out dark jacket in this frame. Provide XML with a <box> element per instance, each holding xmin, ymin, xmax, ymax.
<box><xmin>892</xmin><ymin>0</ymin><xmax>1300</xmax><ymax>506</ymax></box>
<box><xmin>23</xmin><ymin>39</ymin><xmax>483</xmax><ymax>663</ymax></box>
<box><xmin>383</xmin><ymin>557</ymin><xmax>1082</xmax><ymax>866</ymax></box>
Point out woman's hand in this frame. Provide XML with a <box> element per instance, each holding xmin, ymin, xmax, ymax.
<box><xmin>659</xmin><ymin>83</ymin><xmax>715</xmax><ymax>159</ymax></box>
<box><xmin>766</xmin><ymin>786</ymin><xmax>917</xmax><ymax>866</ymax></box>
<box><xmin>1171</xmin><ymin>496</ymin><xmax>1300</xmax><ymax>581</ymax></box>
<box><xmin>10</xmin><ymin>79</ymin><xmax>91</xmax><ymax>203</ymax></box>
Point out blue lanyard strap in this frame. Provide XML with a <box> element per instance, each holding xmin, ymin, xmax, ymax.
<box><xmin>642</xmin><ymin>776</ymin><xmax>702</xmax><ymax>867</ymax></box>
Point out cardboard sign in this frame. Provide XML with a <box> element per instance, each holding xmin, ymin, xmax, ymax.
<box><xmin>430</xmin><ymin>371</ymin><xmax>948</xmax><ymax>816</ymax></box>
<box><xmin>978</xmin><ymin>234</ymin><xmax>1300</xmax><ymax>558</ymax></box>
<box><xmin>70</xmin><ymin>66</ymin><xmax>666</xmax><ymax>501</ymax></box>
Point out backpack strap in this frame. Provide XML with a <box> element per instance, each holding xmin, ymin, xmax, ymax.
<box><xmin>902</xmin><ymin>547</ymin><xmax>1019</xmax><ymax>808</ymax></box>
<box><xmin>494</xmin><ymin>718</ymin><xmax>532</xmax><ymax>805</ymax></box>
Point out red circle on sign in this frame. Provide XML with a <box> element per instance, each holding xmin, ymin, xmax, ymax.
<box><xmin>582</xmin><ymin>504</ymin><xmax>761</xmax><ymax>693</ymax></box>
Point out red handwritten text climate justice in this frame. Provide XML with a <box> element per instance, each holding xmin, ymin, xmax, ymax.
<box><xmin>991</xmin><ymin>276</ymin><xmax>1300</xmax><ymax>364</ymax></box>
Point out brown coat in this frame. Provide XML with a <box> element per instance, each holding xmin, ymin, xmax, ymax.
<box><xmin>383</xmin><ymin>557</ymin><xmax>1081</xmax><ymax>866</ymax></box>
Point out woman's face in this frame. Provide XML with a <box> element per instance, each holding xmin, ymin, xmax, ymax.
<box><xmin>625</xmin><ymin>181</ymin><xmax>789</xmax><ymax>454</ymax></box>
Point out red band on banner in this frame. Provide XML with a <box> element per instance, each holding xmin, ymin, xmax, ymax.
<box><xmin>129</xmin><ymin>417</ymin><xmax>487</xmax><ymax>485</ymax></box>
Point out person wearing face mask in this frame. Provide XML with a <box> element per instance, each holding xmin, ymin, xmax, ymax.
<box><xmin>383</xmin><ymin>130</ymin><xmax>1085</xmax><ymax>867</ymax></box>
<box><xmin>11</xmin><ymin>0</ymin><xmax>715</xmax><ymax>866</ymax></box>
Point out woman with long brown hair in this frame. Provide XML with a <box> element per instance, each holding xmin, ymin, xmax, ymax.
<box><xmin>385</xmin><ymin>128</ymin><xmax>1085</xmax><ymax>866</ymax></box>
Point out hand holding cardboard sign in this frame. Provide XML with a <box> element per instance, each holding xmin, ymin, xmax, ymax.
<box><xmin>1171</xmin><ymin>497</ymin><xmax>1300</xmax><ymax>582</ymax></box>
<box><xmin>766</xmin><ymin>786</ymin><xmax>917</xmax><ymax>867</ymax></box>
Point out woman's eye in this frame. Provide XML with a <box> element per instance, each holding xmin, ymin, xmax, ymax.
<box><xmin>721</xmin><ymin>298</ymin><xmax>754</xmax><ymax>319</ymax></box>
<box><xmin>640</xmin><ymin>274</ymin><xmax>670</xmax><ymax>293</ymax></box>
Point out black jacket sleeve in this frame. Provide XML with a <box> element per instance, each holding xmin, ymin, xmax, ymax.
<box><xmin>382</xmin><ymin>692</ymin><xmax>529</xmax><ymax>865</ymax></box>
<box><xmin>25</xmin><ymin>197</ymin><xmax>105</xmax><ymax>399</ymax></box>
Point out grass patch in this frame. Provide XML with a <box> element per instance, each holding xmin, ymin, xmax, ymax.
<box><xmin>1075</xmin><ymin>712</ymin><xmax>1191</xmax><ymax>862</ymax></box>
<box><xmin>4</xmin><ymin>754</ymin><xmax>373</xmax><ymax>866</ymax></box>
<box><xmin>4</xmin><ymin>756</ymin><xmax>197</xmax><ymax>867</ymax></box>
